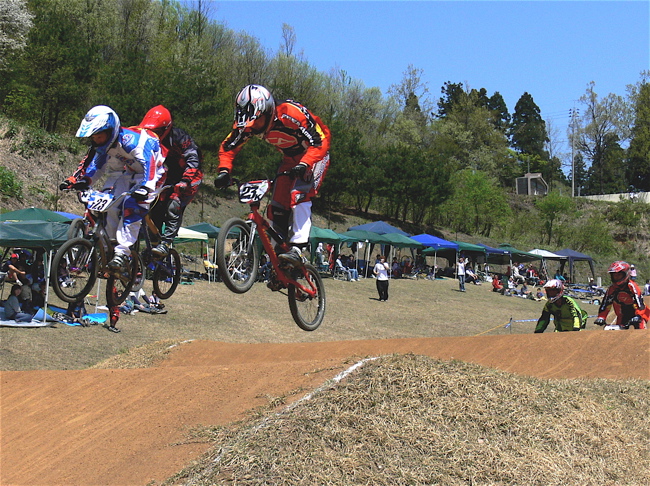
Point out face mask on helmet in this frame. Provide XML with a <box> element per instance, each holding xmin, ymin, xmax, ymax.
<box><xmin>76</xmin><ymin>105</ymin><xmax>120</xmax><ymax>153</ymax></box>
<box><xmin>233</xmin><ymin>85</ymin><xmax>275</xmax><ymax>134</ymax></box>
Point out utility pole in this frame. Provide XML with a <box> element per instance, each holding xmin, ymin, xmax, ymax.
<box><xmin>569</xmin><ymin>107</ymin><xmax>579</xmax><ymax>197</ymax></box>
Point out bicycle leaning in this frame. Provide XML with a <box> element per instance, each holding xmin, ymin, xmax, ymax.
<box><xmin>215</xmin><ymin>173</ymin><xmax>326</xmax><ymax>331</ymax></box>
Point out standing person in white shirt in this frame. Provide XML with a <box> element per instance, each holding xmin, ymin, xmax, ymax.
<box><xmin>457</xmin><ymin>257</ymin><xmax>466</xmax><ymax>292</ymax></box>
<box><xmin>373</xmin><ymin>255</ymin><xmax>390</xmax><ymax>301</ymax></box>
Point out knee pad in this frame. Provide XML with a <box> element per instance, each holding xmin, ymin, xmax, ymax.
<box><xmin>167</xmin><ymin>198</ymin><xmax>181</xmax><ymax>219</ymax></box>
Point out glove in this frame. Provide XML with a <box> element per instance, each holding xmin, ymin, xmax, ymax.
<box><xmin>627</xmin><ymin>316</ymin><xmax>642</xmax><ymax>329</ymax></box>
<box><xmin>72</xmin><ymin>180</ymin><xmax>90</xmax><ymax>191</ymax></box>
<box><xmin>214</xmin><ymin>170</ymin><xmax>231</xmax><ymax>189</ymax></box>
<box><xmin>594</xmin><ymin>318</ymin><xmax>606</xmax><ymax>326</ymax></box>
<box><xmin>131</xmin><ymin>185</ymin><xmax>151</xmax><ymax>202</ymax></box>
<box><xmin>290</xmin><ymin>163</ymin><xmax>308</xmax><ymax>180</ymax></box>
<box><xmin>59</xmin><ymin>179</ymin><xmax>74</xmax><ymax>191</ymax></box>
<box><xmin>174</xmin><ymin>181</ymin><xmax>189</xmax><ymax>194</ymax></box>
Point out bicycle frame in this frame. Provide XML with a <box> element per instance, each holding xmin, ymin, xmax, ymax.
<box><xmin>241</xmin><ymin>179</ymin><xmax>318</xmax><ymax>298</ymax></box>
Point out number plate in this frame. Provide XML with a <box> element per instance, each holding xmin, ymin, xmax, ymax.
<box><xmin>83</xmin><ymin>191</ymin><xmax>114</xmax><ymax>212</ymax></box>
<box><xmin>239</xmin><ymin>180</ymin><xmax>270</xmax><ymax>203</ymax></box>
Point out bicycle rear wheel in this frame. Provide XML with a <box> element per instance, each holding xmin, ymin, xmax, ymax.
<box><xmin>152</xmin><ymin>248</ymin><xmax>181</xmax><ymax>299</ymax></box>
<box><xmin>106</xmin><ymin>253</ymin><xmax>138</xmax><ymax>307</ymax></box>
<box><xmin>288</xmin><ymin>263</ymin><xmax>325</xmax><ymax>331</ymax></box>
<box><xmin>51</xmin><ymin>237</ymin><xmax>98</xmax><ymax>303</ymax></box>
<box><xmin>216</xmin><ymin>218</ymin><xmax>258</xmax><ymax>294</ymax></box>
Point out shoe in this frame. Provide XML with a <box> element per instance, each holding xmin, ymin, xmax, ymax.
<box><xmin>152</xmin><ymin>243</ymin><xmax>170</xmax><ymax>257</ymax></box>
<box><xmin>107</xmin><ymin>253</ymin><xmax>128</xmax><ymax>273</ymax></box>
<box><xmin>278</xmin><ymin>246</ymin><xmax>305</xmax><ymax>268</ymax></box>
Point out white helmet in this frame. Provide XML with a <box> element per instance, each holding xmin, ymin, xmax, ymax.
<box><xmin>76</xmin><ymin>105</ymin><xmax>120</xmax><ymax>152</ymax></box>
<box><xmin>543</xmin><ymin>279</ymin><xmax>565</xmax><ymax>303</ymax></box>
<box><xmin>233</xmin><ymin>85</ymin><xmax>275</xmax><ymax>134</ymax></box>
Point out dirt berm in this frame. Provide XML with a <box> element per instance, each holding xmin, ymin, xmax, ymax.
<box><xmin>2</xmin><ymin>331</ymin><xmax>648</xmax><ymax>486</ymax></box>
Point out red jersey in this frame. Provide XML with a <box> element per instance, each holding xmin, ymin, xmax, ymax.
<box><xmin>218</xmin><ymin>100</ymin><xmax>331</xmax><ymax>172</ymax></box>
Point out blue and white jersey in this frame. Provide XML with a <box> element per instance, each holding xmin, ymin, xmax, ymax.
<box><xmin>84</xmin><ymin>127</ymin><xmax>166</xmax><ymax>196</ymax></box>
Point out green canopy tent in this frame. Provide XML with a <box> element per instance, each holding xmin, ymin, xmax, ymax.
<box><xmin>339</xmin><ymin>230</ymin><xmax>390</xmax><ymax>277</ymax></box>
<box><xmin>309</xmin><ymin>226</ymin><xmax>342</xmax><ymax>267</ymax></box>
<box><xmin>0</xmin><ymin>207</ymin><xmax>72</xmax><ymax>223</ymax></box>
<box><xmin>0</xmin><ymin>221</ymin><xmax>70</xmax><ymax>322</ymax></box>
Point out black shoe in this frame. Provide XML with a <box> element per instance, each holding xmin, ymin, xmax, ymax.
<box><xmin>278</xmin><ymin>246</ymin><xmax>305</xmax><ymax>268</ymax></box>
<box><xmin>152</xmin><ymin>243</ymin><xmax>170</xmax><ymax>257</ymax></box>
<box><xmin>107</xmin><ymin>325</ymin><xmax>121</xmax><ymax>333</ymax></box>
<box><xmin>107</xmin><ymin>253</ymin><xmax>128</xmax><ymax>274</ymax></box>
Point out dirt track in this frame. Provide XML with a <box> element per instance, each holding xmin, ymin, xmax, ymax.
<box><xmin>2</xmin><ymin>331</ymin><xmax>648</xmax><ymax>486</ymax></box>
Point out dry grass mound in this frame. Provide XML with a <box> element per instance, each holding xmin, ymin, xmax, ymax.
<box><xmin>168</xmin><ymin>354</ymin><xmax>649</xmax><ymax>486</ymax></box>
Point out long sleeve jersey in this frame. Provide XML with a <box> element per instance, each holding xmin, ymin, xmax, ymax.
<box><xmin>598</xmin><ymin>280</ymin><xmax>649</xmax><ymax>327</ymax></box>
<box><xmin>71</xmin><ymin>127</ymin><xmax>166</xmax><ymax>195</ymax></box>
<box><xmin>218</xmin><ymin>100</ymin><xmax>331</xmax><ymax>172</ymax></box>
<box><xmin>535</xmin><ymin>296</ymin><xmax>586</xmax><ymax>333</ymax></box>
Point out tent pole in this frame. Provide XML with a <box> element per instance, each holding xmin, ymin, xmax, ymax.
<box><xmin>42</xmin><ymin>250</ymin><xmax>53</xmax><ymax>323</ymax></box>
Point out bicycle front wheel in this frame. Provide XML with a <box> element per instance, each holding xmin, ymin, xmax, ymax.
<box><xmin>51</xmin><ymin>237</ymin><xmax>98</xmax><ymax>303</ymax></box>
<box><xmin>130</xmin><ymin>251</ymin><xmax>146</xmax><ymax>293</ymax></box>
<box><xmin>288</xmin><ymin>263</ymin><xmax>326</xmax><ymax>331</ymax></box>
<box><xmin>152</xmin><ymin>248</ymin><xmax>181</xmax><ymax>299</ymax></box>
<box><xmin>216</xmin><ymin>218</ymin><xmax>259</xmax><ymax>294</ymax></box>
<box><xmin>106</xmin><ymin>252</ymin><xmax>139</xmax><ymax>307</ymax></box>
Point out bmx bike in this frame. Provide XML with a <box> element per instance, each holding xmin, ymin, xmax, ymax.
<box><xmin>51</xmin><ymin>189</ymin><xmax>139</xmax><ymax>307</ymax></box>
<box><xmin>215</xmin><ymin>174</ymin><xmax>326</xmax><ymax>331</ymax></box>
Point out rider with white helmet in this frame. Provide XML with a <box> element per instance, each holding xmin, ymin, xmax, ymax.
<box><xmin>534</xmin><ymin>279</ymin><xmax>587</xmax><ymax>333</ymax></box>
<box><xmin>214</xmin><ymin>85</ymin><xmax>331</xmax><ymax>269</ymax></box>
<box><xmin>60</xmin><ymin>105</ymin><xmax>166</xmax><ymax>272</ymax></box>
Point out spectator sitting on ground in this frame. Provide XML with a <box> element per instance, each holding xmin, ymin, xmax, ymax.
<box><xmin>519</xmin><ymin>283</ymin><xmax>530</xmax><ymax>297</ymax></box>
<box><xmin>535</xmin><ymin>287</ymin><xmax>546</xmax><ymax>301</ymax></box>
<box><xmin>4</xmin><ymin>284</ymin><xmax>34</xmax><ymax>323</ymax></box>
<box><xmin>465</xmin><ymin>267</ymin><xmax>481</xmax><ymax>285</ymax></box>
<box><xmin>492</xmin><ymin>274</ymin><xmax>504</xmax><ymax>292</ymax></box>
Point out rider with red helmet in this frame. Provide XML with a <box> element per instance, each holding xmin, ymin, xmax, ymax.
<box><xmin>214</xmin><ymin>85</ymin><xmax>331</xmax><ymax>266</ymax></box>
<box><xmin>535</xmin><ymin>279</ymin><xmax>588</xmax><ymax>332</ymax></box>
<box><xmin>595</xmin><ymin>261</ymin><xmax>648</xmax><ymax>329</ymax></box>
<box><xmin>139</xmin><ymin>105</ymin><xmax>204</xmax><ymax>257</ymax></box>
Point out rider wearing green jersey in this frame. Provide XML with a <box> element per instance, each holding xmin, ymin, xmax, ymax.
<box><xmin>535</xmin><ymin>279</ymin><xmax>587</xmax><ymax>333</ymax></box>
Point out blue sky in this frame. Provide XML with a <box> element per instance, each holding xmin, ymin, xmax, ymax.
<box><xmin>207</xmin><ymin>1</ymin><xmax>649</xmax><ymax>155</ymax></box>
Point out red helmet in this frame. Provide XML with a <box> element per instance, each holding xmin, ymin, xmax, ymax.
<box><xmin>608</xmin><ymin>261</ymin><xmax>631</xmax><ymax>286</ymax></box>
<box><xmin>140</xmin><ymin>105</ymin><xmax>172</xmax><ymax>140</ymax></box>
<box><xmin>543</xmin><ymin>279</ymin><xmax>565</xmax><ymax>303</ymax></box>
<box><xmin>233</xmin><ymin>85</ymin><xmax>275</xmax><ymax>134</ymax></box>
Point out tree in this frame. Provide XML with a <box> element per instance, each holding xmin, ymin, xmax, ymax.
<box><xmin>627</xmin><ymin>82</ymin><xmax>650</xmax><ymax>190</ymax></box>
<box><xmin>487</xmin><ymin>92</ymin><xmax>510</xmax><ymax>132</ymax></box>
<box><xmin>509</xmin><ymin>92</ymin><xmax>548</xmax><ymax>159</ymax></box>
<box><xmin>0</xmin><ymin>0</ymin><xmax>33</xmax><ymax>67</ymax></box>
<box><xmin>535</xmin><ymin>191</ymin><xmax>574</xmax><ymax>245</ymax></box>
<box><xmin>577</xmin><ymin>81</ymin><xmax>632</xmax><ymax>194</ymax></box>
<box><xmin>439</xmin><ymin>169</ymin><xmax>511</xmax><ymax>237</ymax></box>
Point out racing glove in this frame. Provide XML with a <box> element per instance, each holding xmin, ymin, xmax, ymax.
<box><xmin>290</xmin><ymin>162</ymin><xmax>308</xmax><ymax>180</ymax></box>
<box><xmin>214</xmin><ymin>170</ymin><xmax>231</xmax><ymax>189</ymax></box>
<box><xmin>626</xmin><ymin>316</ymin><xmax>642</xmax><ymax>329</ymax></box>
<box><xmin>174</xmin><ymin>180</ymin><xmax>190</xmax><ymax>195</ymax></box>
<box><xmin>593</xmin><ymin>318</ymin><xmax>606</xmax><ymax>326</ymax></box>
<box><xmin>131</xmin><ymin>185</ymin><xmax>151</xmax><ymax>202</ymax></box>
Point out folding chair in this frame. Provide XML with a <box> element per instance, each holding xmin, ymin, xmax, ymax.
<box><xmin>203</xmin><ymin>260</ymin><xmax>218</xmax><ymax>282</ymax></box>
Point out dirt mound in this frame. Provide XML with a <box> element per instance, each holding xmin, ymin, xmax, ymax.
<box><xmin>1</xmin><ymin>331</ymin><xmax>648</xmax><ymax>486</ymax></box>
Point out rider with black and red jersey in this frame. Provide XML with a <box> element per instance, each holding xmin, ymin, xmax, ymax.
<box><xmin>214</xmin><ymin>85</ymin><xmax>331</xmax><ymax>266</ymax></box>
<box><xmin>595</xmin><ymin>261</ymin><xmax>649</xmax><ymax>329</ymax></box>
<box><xmin>139</xmin><ymin>105</ymin><xmax>204</xmax><ymax>257</ymax></box>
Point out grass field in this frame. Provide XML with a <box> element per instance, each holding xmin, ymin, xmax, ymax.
<box><xmin>0</xmin><ymin>274</ymin><xmax>602</xmax><ymax>371</ymax></box>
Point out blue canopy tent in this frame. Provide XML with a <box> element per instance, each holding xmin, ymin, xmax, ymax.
<box><xmin>478</xmin><ymin>243</ymin><xmax>511</xmax><ymax>266</ymax></box>
<box><xmin>414</xmin><ymin>234</ymin><xmax>459</xmax><ymax>276</ymax></box>
<box><xmin>348</xmin><ymin>221</ymin><xmax>410</xmax><ymax>236</ymax></box>
<box><xmin>555</xmin><ymin>248</ymin><xmax>596</xmax><ymax>283</ymax></box>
